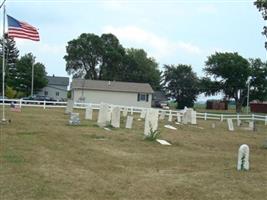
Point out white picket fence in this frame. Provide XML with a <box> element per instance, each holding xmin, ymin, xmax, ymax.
<box><xmin>1</xmin><ymin>98</ymin><xmax>267</xmax><ymax>125</ymax></box>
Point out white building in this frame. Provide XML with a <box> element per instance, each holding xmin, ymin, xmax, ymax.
<box><xmin>71</xmin><ymin>79</ymin><xmax>154</xmax><ymax>108</ymax></box>
<box><xmin>37</xmin><ymin>75</ymin><xmax>69</xmax><ymax>101</ymax></box>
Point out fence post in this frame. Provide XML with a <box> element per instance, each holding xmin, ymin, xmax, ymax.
<box><xmin>43</xmin><ymin>101</ymin><xmax>46</xmax><ymax>109</ymax></box>
<box><xmin>220</xmin><ymin>114</ymin><xmax>223</xmax><ymax>122</ymax></box>
<box><xmin>19</xmin><ymin>99</ymin><xmax>22</xmax><ymax>108</ymax></box>
<box><xmin>265</xmin><ymin>116</ymin><xmax>267</xmax><ymax>126</ymax></box>
<box><xmin>204</xmin><ymin>113</ymin><xmax>207</xmax><ymax>120</ymax></box>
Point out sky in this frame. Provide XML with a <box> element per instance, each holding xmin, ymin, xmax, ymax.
<box><xmin>1</xmin><ymin>0</ymin><xmax>266</xmax><ymax>100</ymax></box>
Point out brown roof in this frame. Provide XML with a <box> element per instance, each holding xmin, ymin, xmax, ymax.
<box><xmin>71</xmin><ymin>79</ymin><xmax>154</xmax><ymax>94</ymax></box>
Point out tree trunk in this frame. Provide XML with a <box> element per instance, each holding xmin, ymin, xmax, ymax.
<box><xmin>236</xmin><ymin>101</ymin><xmax>242</xmax><ymax>113</ymax></box>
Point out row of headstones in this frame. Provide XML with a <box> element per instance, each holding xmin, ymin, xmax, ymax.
<box><xmin>227</xmin><ymin>118</ymin><xmax>255</xmax><ymax>132</ymax></box>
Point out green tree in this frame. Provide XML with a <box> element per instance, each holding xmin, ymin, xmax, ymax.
<box><xmin>249</xmin><ymin>58</ymin><xmax>267</xmax><ymax>101</ymax></box>
<box><xmin>163</xmin><ymin>64</ymin><xmax>200</xmax><ymax>109</ymax></box>
<box><xmin>0</xmin><ymin>37</ymin><xmax>19</xmax><ymax>93</ymax></box>
<box><xmin>122</xmin><ymin>48</ymin><xmax>161</xmax><ymax>90</ymax></box>
<box><xmin>99</xmin><ymin>33</ymin><xmax>125</xmax><ymax>80</ymax></box>
<box><xmin>254</xmin><ymin>0</ymin><xmax>267</xmax><ymax>49</ymax></box>
<box><xmin>10</xmin><ymin>53</ymin><xmax>47</xmax><ymax>96</ymax></box>
<box><xmin>64</xmin><ymin>33</ymin><xmax>103</xmax><ymax>79</ymax></box>
<box><xmin>203</xmin><ymin>52</ymin><xmax>250</xmax><ymax>112</ymax></box>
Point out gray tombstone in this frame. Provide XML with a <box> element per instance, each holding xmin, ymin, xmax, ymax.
<box><xmin>85</xmin><ymin>105</ymin><xmax>93</xmax><ymax>120</ymax></box>
<box><xmin>97</xmin><ymin>103</ymin><xmax>110</xmax><ymax>127</ymax></box>
<box><xmin>227</xmin><ymin>118</ymin><xmax>234</xmax><ymax>131</ymax></box>
<box><xmin>191</xmin><ymin>110</ymin><xmax>197</xmax><ymax>125</ymax></box>
<box><xmin>249</xmin><ymin>121</ymin><xmax>255</xmax><ymax>131</ymax></box>
<box><xmin>65</xmin><ymin>99</ymin><xmax>74</xmax><ymax>114</ymax></box>
<box><xmin>237</xmin><ymin>144</ymin><xmax>249</xmax><ymax>171</ymax></box>
<box><xmin>168</xmin><ymin>112</ymin><xmax>172</xmax><ymax>122</ymax></box>
<box><xmin>111</xmin><ymin>107</ymin><xmax>121</xmax><ymax>128</ymax></box>
<box><xmin>69</xmin><ymin>112</ymin><xmax>80</xmax><ymax>125</ymax></box>
<box><xmin>144</xmin><ymin>109</ymin><xmax>159</xmax><ymax>136</ymax></box>
<box><xmin>126</xmin><ymin>116</ymin><xmax>133</xmax><ymax>129</ymax></box>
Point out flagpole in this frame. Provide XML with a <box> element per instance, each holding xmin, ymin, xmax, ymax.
<box><xmin>2</xmin><ymin>4</ymin><xmax>6</xmax><ymax>122</ymax></box>
<box><xmin>31</xmin><ymin>61</ymin><xmax>34</xmax><ymax>96</ymax></box>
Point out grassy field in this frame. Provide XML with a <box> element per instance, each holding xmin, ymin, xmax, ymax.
<box><xmin>0</xmin><ymin>107</ymin><xmax>267</xmax><ymax>200</ymax></box>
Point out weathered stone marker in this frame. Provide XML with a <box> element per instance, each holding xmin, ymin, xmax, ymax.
<box><xmin>227</xmin><ymin>118</ymin><xmax>234</xmax><ymax>131</ymax></box>
<box><xmin>237</xmin><ymin>144</ymin><xmax>249</xmax><ymax>171</ymax></box>
<box><xmin>69</xmin><ymin>112</ymin><xmax>80</xmax><ymax>125</ymax></box>
<box><xmin>159</xmin><ymin>110</ymin><xmax>166</xmax><ymax>120</ymax></box>
<box><xmin>191</xmin><ymin>110</ymin><xmax>197</xmax><ymax>125</ymax></box>
<box><xmin>125</xmin><ymin>116</ymin><xmax>133</xmax><ymax>129</ymax></box>
<box><xmin>65</xmin><ymin>99</ymin><xmax>74</xmax><ymax>114</ymax></box>
<box><xmin>249</xmin><ymin>121</ymin><xmax>255</xmax><ymax>131</ymax></box>
<box><xmin>111</xmin><ymin>107</ymin><xmax>120</xmax><ymax>128</ymax></box>
<box><xmin>168</xmin><ymin>112</ymin><xmax>172</xmax><ymax>122</ymax></box>
<box><xmin>85</xmin><ymin>105</ymin><xmax>93</xmax><ymax>120</ymax></box>
<box><xmin>144</xmin><ymin>108</ymin><xmax>159</xmax><ymax>136</ymax></box>
<box><xmin>97</xmin><ymin>103</ymin><xmax>110</xmax><ymax>127</ymax></box>
<box><xmin>140</xmin><ymin>109</ymin><xmax>146</xmax><ymax>119</ymax></box>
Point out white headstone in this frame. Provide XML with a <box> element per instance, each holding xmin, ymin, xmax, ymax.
<box><xmin>164</xmin><ymin>125</ymin><xmax>177</xmax><ymax>130</ymax></box>
<box><xmin>144</xmin><ymin>109</ymin><xmax>159</xmax><ymax>136</ymax></box>
<box><xmin>249</xmin><ymin>121</ymin><xmax>255</xmax><ymax>131</ymax></box>
<box><xmin>107</xmin><ymin>108</ymin><xmax>112</xmax><ymax>124</ymax></box>
<box><xmin>69</xmin><ymin>112</ymin><xmax>80</xmax><ymax>125</ymax></box>
<box><xmin>227</xmin><ymin>118</ymin><xmax>234</xmax><ymax>131</ymax></box>
<box><xmin>168</xmin><ymin>112</ymin><xmax>172</xmax><ymax>122</ymax></box>
<box><xmin>183</xmin><ymin>108</ymin><xmax>195</xmax><ymax>124</ymax></box>
<box><xmin>177</xmin><ymin>112</ymin><xmax>181</xmax><ymax>123</ymax></box>
<box><xmin>85</xmin><ymin>105</ymin><xmax>93</xmax><ymax>120</ymax></box>
<box><xmin>97</xmin><ymin>103</ymin><xmax>110</xmax><ymax>127</ymax></box>
<box><xmin>237</xmin><ymin>144</ymin><xmax>249</xmax><ymax>171</ymax></box>
<box><xmin>159</xmin><ymin>110</ymin><xmax>166</xmax><ymax>120</ymax></box>
<box><xmin>211</xmin><ymin>123</ymin><xmax>216</xmax><ymax>129</ymax></box>
<box><xmin>111</xmin><ymin>107</ymin><xmax>120</xmax><ymax>128</ymax></box>
<box><xmin>140</xmin><ymin>109</ymin><xmax>146</xmax><ymax>119</ymax></box>
<box><xmin>123</xmin><ymin>107</ymin><xmax>128</xmax><ymax>117</ymax></box>
<box><xmin>156</xmin><ymin>139</ymin><xmax>171</xmax><ymax>146</ymax></box>
<box><xmin>65</xmin><ymin>99</ymin><xmax>74</xmax><ymax>114</ymax></box>
<box><xmin>126</xmin><ymin>116</ymin><xmax>133</xmax><ymax>129</ymax></box>
<box><xmin>191</xmin><ymin>110</ymin><xmax>197</xmax><ymax>125</ymax></box>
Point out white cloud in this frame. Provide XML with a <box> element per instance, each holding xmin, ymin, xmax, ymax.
<box><xmin>102</xmin><ymin>25</ymin><xmax>201</xmax><ymax>60</ymax></box>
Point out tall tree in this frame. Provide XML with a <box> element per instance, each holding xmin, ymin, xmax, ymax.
<box><xmin>99</xmin><ymin>33</ymin><xmax>125</xmax><ymax>80</ymax></box>
<box><xmin>254</xmin><ymin>0</ymin><xmax>267</xmax><ymax>49</ymax></box>
<box><xmin>163</xmin><ymin>64</ymin><xmax>200</xmax><ymax>109</ymax></box>
<box><xmin>64</xmin><ymin>33</ymin><xmax>103</xmax><ymax>79</ymax></box>
<box><xmin>10</xmin><ymin>53</ymin><xmax>47</xmax><ymax>96</ymax></box>
<box><xmin>203</xmin><ymin>52</ymin><xmax>250</xmax><ymax>112</ymax></box>
<box><xmin>0</xmin><ymin>37</ymin><xmax>19</xmax><ymax>92</ymax></box>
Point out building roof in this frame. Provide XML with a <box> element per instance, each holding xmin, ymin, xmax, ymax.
<box><xmin>71</xmin><ymin>79</ymin><xmax>154</xmax><ymax>94</ymax></box>
<box><xmin>47</xmin><ymin>75</ymin><xmax>69</xmax><ymax>86</ymax></box>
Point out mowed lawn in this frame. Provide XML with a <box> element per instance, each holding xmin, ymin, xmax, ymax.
<box><xmin>0</xmin><ymin>107</ymin><xmax>267</xmax><ymax>200</ymax></box>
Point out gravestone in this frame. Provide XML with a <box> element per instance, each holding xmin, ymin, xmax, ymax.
<box><xmin>191</xmin><ymin>110</ymin><xmax>197</xmax><ymax>125</ymax></box>
<box><xmin>107</xmin><ymin>108</ymin><xmax>112</xmax><ymax>124</ymax></box>
<box><xmin>140</xmin><ymin>109</ymin><xmax>147</xmax><ymax>119</ymax></box>
<box><xmin>69</xmin><ymin>112</ymin><xmax>80</xmax><ymax>125</ymax></box>
<box><xmin>227</xmin><ymin>118</ymin><xmax>234</xmax><ymax>131</ymax></box>
<box><xmin>177</xmin><ymin>112</ymin><xmax>181</xmax><ymax>123</ymax></box>
<box><xmin>126</xmin><ymin>116</ymin><xmax>133</xmax><ymax>129</ymax></box>
<box><xmin>85</xmin><ymin>105</ymin><xmax>93</xmax><ymax>120</ymax></box>
<box><xmin>97</xmin><ymin>103</ymin><xmax>110</xmax><ymax>127</ymax></box>
<box><xmin>211</xmin><ymin>123</ymin><xmax>216</xmax><ymax>129</ymax></box>
<box><xmin>249</xmin><ymin>121</ymin><xmax>255</xmax><ymax>131</ymax></box>
<box><xmin>168</xmin><ymin>112</ymin><xmax>172</xmax><ymax>122</ymax></box>
<box><xmin>183</xmin><ymin>108</ymin><xmax>196</xmax><ymax>124</ymax></box>
<box><xmin>65</xmin><ymin>99</ymin><xmax>74</xmax><ymax>114</ymax></box>
<box><xmin>111</xmin><ymin>107</ymin><xmax>120</xmax><ymax>128</ymax></box>
<box><xmin>159</xmin><ymin>110</ymin><xmax>166</xmax><ymax>120</ymax></box>
<box><xmin>237</xmin><ymin>144</ymin><xmax>249</xmax><ymax>171</ymax></box>
<box><xmin>144</xmin><ymin>108</ymin><xmax>159</xmax><ymax>136</ymax></box>
<box><xmin>237</xmin><ymin>119</ymin><xmax>241</xmax><ymax>127</ymax></box>
<box><xmin>123</xmin><ymin>107</ymin><xmax>128</xmax><ymax>117</ymax></box>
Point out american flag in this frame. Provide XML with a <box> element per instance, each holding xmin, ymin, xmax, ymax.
<box><xmin>7</xmin><ymin>15</ymin><xmax>40</xmax><ymax>41</ymax></box>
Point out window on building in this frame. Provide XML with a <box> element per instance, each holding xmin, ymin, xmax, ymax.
<box><xmin>137</xmin><ymin>93</ymin><xmax>149</xmax><ymax>102</ymax></box>
<box><xmin>44</xmin><ymin>91</ymin><xmax>48</xmax><ymax>96</ymax></box>
<box><xmin>56</xmin><ymin>92</ymin><xmax>59</xmax><ymax>96</ymax></box>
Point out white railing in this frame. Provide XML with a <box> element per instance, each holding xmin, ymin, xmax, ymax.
<box><xmin>1</xmin><ymin>98</ymin><xmax>267</xmax><ymax>125</ymax></box>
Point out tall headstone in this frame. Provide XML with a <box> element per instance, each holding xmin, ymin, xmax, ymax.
<box><xmin>182</xmin><ymin>108</ymin><xmax>196</xmax><ymax>124</ymax></box>
<box><xmin>123</xmin><ymin>107</ymin><xmax>128</xmax><ymax>117</ymax></box>
<box><xmin>111</xmin><ymin>107</ymin><xmax>121</xmax><ymax>128</ymax></box>
<box><xmin>69</xmin><ymin>112</ymin><xmax>80</xmax><ymax>125</ymax></box>
<box><xmin>144</xmin><ymin>109</ymin><xmax>159</xmax><ymax>136</ymax></box>
<box><xmin>191</xmin><ymin>110</ymin><xmax>197</xmax><ymax>125</ymax></box>
<box><xmin>177</xmin><ymin>112</ymin><xmax>181</xmax><ymax>123</ymax></box>
<box><xmin>159</xmin><ymin>110</ymin><xmax>166</xmax><ymax>120</ymax></box>
<box><xmin>227</xmin><ymin>118</ymin><xmax>234</xmax><ymax>131</ymax></box>
<box><xmin>168</xmin><ymin>112</ymin><xmax>172</xmax><ymax>122</ymax></box>
<box><xmin>126</xmin><ymin>116</ymin><xmax>133</xmax><ymax>129</ymax></box>
<box><xmin>65</xmin><ymin>99</ymin><xmax>74</xmax><ymax>114</ymax></box>
<box><xmin>237</xmin><ymin>144</ymin><xmax>249</xmax><ymax>171</ymax></box>
<box><xmin>140</xmin><ymin>109</ymin><xmax>146</xmax><ymax>119</ymax></box>
<box><xmin>107</xmin><ymin>108</ymin><xmax>112</xmax><ymax>124</ymax></box>
<box><xmin>85</xmin><ymin>105</ymin><xmax>93</xmax><ymax>120</ymax></box>
<box><xmin>97</xmin><ymin>103</ymin><xmax>109</xmax><ymax>127</ymax></box>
